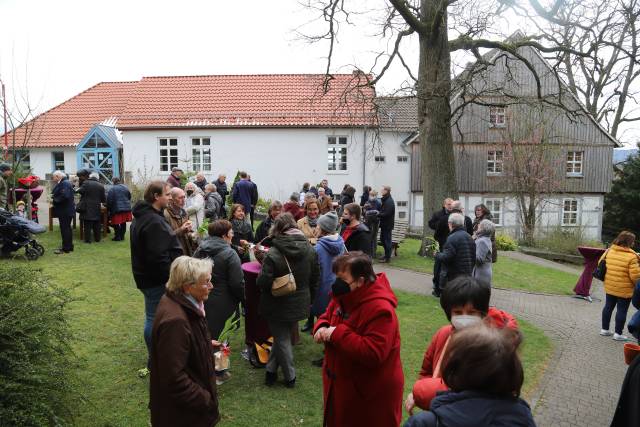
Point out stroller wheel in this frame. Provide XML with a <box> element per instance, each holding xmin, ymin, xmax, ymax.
<box><xmin>32</xmin><ymin>242</ymin><xmax>45</xmax><ymax>256</ymax></box>
<box><xmin>25</xmin><ymin>246</ymin><xmax>39</xmax><ymax>261</ymax></box>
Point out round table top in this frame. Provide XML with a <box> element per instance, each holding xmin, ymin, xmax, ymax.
<box><xmin>241</xmin><ymin>261</ymin><xmax>262</xmax><ymax>275</ymax></box>
<box><xmin>577</xmin><ymin>246</ymin><xmax>607</xmax><ymax>257</ymax></box>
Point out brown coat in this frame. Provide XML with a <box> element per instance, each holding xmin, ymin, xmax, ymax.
<box><xmin>164</xmin><ymin>205</ymin><xmax>196</xmax><ymax>256</ymax></box>
<box><xmin>317</xmin><ymin>196</ymin><xmax>332</xmax><ymax>215</ymax></box>
<box><xmin>150</xmin><ymin>292</ymin><xmax>219</xmax><ymax>427</ymax></box>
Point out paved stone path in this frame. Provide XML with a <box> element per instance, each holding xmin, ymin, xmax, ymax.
<box><xmin>500</xmin><ymin>250</ymin><xmax>583</xmax><ymax>275</ymax></box>
<box><xmin>376</xmin><ymin>264</ymin><xmax>632</xmax><ymax>427</ymax></box>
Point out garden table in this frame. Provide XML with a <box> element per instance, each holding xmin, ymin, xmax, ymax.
<box><xmin>573</xmin><ymin>246</ymin><xmax>606</xmax><ymax>302</ymax></box>
<box><xmin>242</xmin><ymin>260</ymin><xmax>300</xmax><ymax>350</ymax></box>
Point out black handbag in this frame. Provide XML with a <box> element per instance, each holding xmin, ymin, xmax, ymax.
<box><xmin>593</xmin><ymin>249</ymin><xmax>609</xmax><ymax>281</ymax></box>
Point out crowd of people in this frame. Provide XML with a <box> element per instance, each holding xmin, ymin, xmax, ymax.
<box><xmin>120</xmin><ymin>171</ymin><xmax>553</xmax><ymax>427</ymax></box>
<box><xmin>33</xmin><ymin>166</ymin><xmax>640</xmax><ymax>426</ymax></box>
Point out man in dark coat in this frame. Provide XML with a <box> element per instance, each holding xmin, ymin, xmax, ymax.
<box><xmin>248</xmin><ymin>174</ymin><xmax>259</xmax><ymax>228</ymax></box>
<box><xmin>428</xmin><ymin>198</ymin><xmax>453</xmax><ymax>251</ymax></box>
<box><xmin>130</xmin><ymin>181</ymin><xmax>183</xmax><ymax>358</ymax></box>
<box><xmin>214</xmin><ymin>174</ymin><xmax>228</xmax><ymax>218</ymax></box>
<box><xmin>51</xmin><ymin>171</ymin><xmax>76</xmax><ymax>254</ymax></box>
<box><xmin>232</xmin><ymin>171</ymin><xmax>254</xmax><ymax>221</ymax></box>
<box><xmin>77</xmin><ymin>172</ymin><xmax>106</xmax><ymax>243</ymax></box>
<box><xmin>320</xmin><ymin>179</ymin><xmax>333</xmax><ymax>198</ymax></box>
<box><xmin>611</xmin><ymin>348</ymin><xmax>640</xmax><ymax>427</ymax></box>
<box><xmin>340</xmin><ymin>203</ymin><xmax>372</xmax><ymax>256</ymax></box>
<box><xmin>435</xmin><ymin>213</ymin><xmax>476</xmax><ymax>286</ymax></box>
<box><xmin>378</xmin><ymin>185</ymin><xmax>395</xmax><ymax>263</ymax></box>
<box><xmin>167</xmin><ymin>167</ymin><xmax>183</xmax><ymax>188</ymax></box>
<box><xmin>450</xmin><ymin>200</ymin><xmax>474</xmax><ymax>235</ymax></box>
<box><xmin>106</xmin><ymin>177</ymin><xmax>132</xmax><ymax>241</ymax></box>
<box><xmin>194</xmin><ymin>172</ymin><xmax>208</xmax><ymax>193</ymax></box>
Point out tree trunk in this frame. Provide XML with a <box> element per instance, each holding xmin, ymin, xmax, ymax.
<box><xmin>418</xmin><ymin>4</ymin><xmax>458</xmax><ymax>255</ymax></box>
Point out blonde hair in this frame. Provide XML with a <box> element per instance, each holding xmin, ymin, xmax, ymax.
<box><xmin>166</xmin><ymin>256</ymin><xmax>213</xmax><ymax>293</ymax></box>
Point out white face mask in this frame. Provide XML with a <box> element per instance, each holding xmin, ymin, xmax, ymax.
<box><xmin>451</xmin><ymin>314</ymin><xmax>482</xmax><ymax>330</ymax></box>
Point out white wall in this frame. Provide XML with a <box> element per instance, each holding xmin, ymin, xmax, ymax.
<box><xmin>121</xmin><ymin>128</ymin><xmax>369</xmax><ymax>202</ymax></box>
<box><xmin>366</xmin><ymin>130</ymin><xmax>413</xmax><ymax>221</ymax></box>
<box><xmin>27</xmin><ymin>148</ymin><xmax>76</xmax><ymax>178</ymax></box>
<box><xmin>413</xmin><ymin>192</ymin><xmax>603</xmax><ymax>240</ymax></box>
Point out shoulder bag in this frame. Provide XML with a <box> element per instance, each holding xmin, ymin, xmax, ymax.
<box><xmin>271</xmin><ymin>255</ymin><xmax>297</xmax><ymax>297</ymax></box>
<box><xmin>592</xmin><ymin>249</ymin><xmax>609</xmax><ymax>281</ymax></box>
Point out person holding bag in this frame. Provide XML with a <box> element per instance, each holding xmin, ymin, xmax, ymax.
<box><xmin>599</xmin><ymin>231</ymin><xmax>640</xmax><ymax>341</ymax></box>
<box><xmin>257</xmin><ymin>213</ymin><xmax>319</xmax><ymax>388</ymax></box>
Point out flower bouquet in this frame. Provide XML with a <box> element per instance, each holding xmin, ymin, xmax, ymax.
<box><xmin>213</xmin><ymin>314</ymin><xmax>241</xmax><ymax>371</ymax></box>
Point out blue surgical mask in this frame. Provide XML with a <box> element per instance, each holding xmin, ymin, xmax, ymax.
<box><xmin>451</xmin><ymin>314</ymin><xmax>482</xmax><ymax>330</ymax></box>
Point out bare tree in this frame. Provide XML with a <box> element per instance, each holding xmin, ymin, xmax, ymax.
<box><xmin>299</xmin><ymin>0</ymin><xmax>592</xmax><ymax>252</ymax></box>
<box><xmin>543</xmin><ymin>0</ymin><xmax>640</xmax><ymax>140</ymax></box>
<box><xmin>495</xmin><ymin>105</ymin><xmax>564</xmax><ymax>244</ymax></box>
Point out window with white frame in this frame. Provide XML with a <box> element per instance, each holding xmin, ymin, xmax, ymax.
<box><xmin>397</xmin><ymin>155</ymin><xmax>408</xmax><ymax>163</ymax></box>
<box><xmin>191</xmin><ymin>137</ymin><xmax>212</xmax><ymax>172</ymax></box>
<box><xmin>562</xmin><ymin>198</ymin><xmax>579</xmax><ymax>225</ymax></box>
<box><xmin>566</xmin><ymin>151</ymin><xmax>583</xmax><ymax>177</ymax></box>
<box><xmin>52</xmin><ymin>152</ymin><xmax>65</xmax><ymax>171</ymax></box>
<box><xmin>484</xmin><ymin>198</ymin><xmax>503</xmax><ymax>226</ymax></box>
<box><xmin>374</xmin><ymin>156</ymin><xmax>386</xmax><ymax>163</ymax></box>
<box><xmin>159</xmin><ymin>138</ymin><xmax>178</xmax><ymax>172</ymax></box>
<box><xmin>327</xmin><ymin>136</ymin><xmax>348</xmax><ymax>171</ymax></box>
<box><xmin>397</xmin><ymin>201</ymin><xmax>408</xmax><ymax>207</ymax></box>
<box><xmin>489</xmin><ymin>106</ymin><xmax>506</xmax><ymax>127</ymax></box>
<box><xmin>487</xmin><ymin>150</ymin><xmax>504</xmax><ymax>174</ymax></box>
<box><xmin>10</xmin><ymin>150</ymin><xmax>30</xmax><ymax>171</ymax></box>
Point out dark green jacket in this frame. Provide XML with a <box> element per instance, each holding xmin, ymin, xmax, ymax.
<box><xmin>257</xmin><ymin>233</ymin><xmax>320</xmax><ymax>322</ymax></box>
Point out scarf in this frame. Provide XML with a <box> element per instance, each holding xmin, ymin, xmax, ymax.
<box><xmin>307</xmin><ymin>217</ymin><xmax>318</xmax><ymax>227</ymax></box>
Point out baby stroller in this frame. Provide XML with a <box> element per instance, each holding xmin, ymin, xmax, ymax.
<box><xmin>0</xmin><ymin>208</ymin><xmax>46</xmax><ymax>260</ymax></box>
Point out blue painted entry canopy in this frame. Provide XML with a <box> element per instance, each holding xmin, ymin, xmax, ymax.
<box><xmin>76</xmin><ymin>125</ymin><xmax>122</xmax><ymax>184</ymax></box>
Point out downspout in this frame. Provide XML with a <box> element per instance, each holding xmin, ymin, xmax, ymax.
<box><xmin>401</xmin><ymin>132</ymin><xmax>416</xmax><ymax>229</ymax></box>
<box><xmin>362</xmin><ymin>126</ymin><xmax>367</xmax><ymax>189</ymax></box>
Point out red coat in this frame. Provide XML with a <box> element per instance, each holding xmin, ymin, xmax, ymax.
<box><xmin>283</xmin><ymin>201</ymin><xmax>304</xmax><ymax>221</ymax></box>
<box><xmin>413</xmin><ymin>307</ymin><xmax>518</xmax><ymax>409</ymax></box>
<box><xmin>313</xmin><ymin>273</ymin><xmax>404</xmax><ymax>427</ymax></box>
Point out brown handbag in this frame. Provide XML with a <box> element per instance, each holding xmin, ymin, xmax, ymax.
<box><xmin>271</xmin><ymin>255</ymin><xmax>297</xmax><ymax>297</ymax></box>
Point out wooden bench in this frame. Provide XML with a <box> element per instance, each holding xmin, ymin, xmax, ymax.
<box><xmin>391</xmin><ymin>219</ymin><xmax>409</xmax><ymax>257</ymax></box>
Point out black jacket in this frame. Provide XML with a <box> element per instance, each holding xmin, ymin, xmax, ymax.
<box><xmin>214</xmin><ymin>179</ymin><xmax>228</xmax><ymax>216</ymax></box>
<box><xmin>52</xmin><ymin>177</ymin><xmax>76</xmax><ymax>218</ymax></box>
<box><xmin>342</xmin><ymin>222</ymin><xmax>372</xmax><ymax>256</ymax></box>
<box><xmin>106</xmin><ymin>183</ymin><xmax>131</xmax><ymax>215</ymax></box>
<box><xmin>130</xmin><ymin>201</ymin><xmax>183</xmax><ymax>289</ymax></box>
<box><xmin>379</xmin><ymin>194</ymin><xmax>396</xmax><ymax>229</ymax></box>
<box><xmin>611</xmin><ymin>354</ymin><xmax>640</xmax><ymax>427</ymax></box>
<box><xmin>257</xmin><ymin>233</ymin><xmax>320</xmax><ymax>323</ymax></box>
<box><xmin>436</xmin><ymin>228</ymin><xmax>476</xmax><ymax>281</ymax></box>
<box><xmin>403</xmin><ymin>390</ymin><xmax>535</xmax><ymax>427</ymax></box>
<box><xmin>230</xmin><ymin>218</ymin><xmax>254</xmax><ymax>263</ymax></box>
<box><xmin>255</xmin><ymin>216</ymin><xmax>274</xmax><ymax>244</ymax></box>
<box><xmin>77</xmin><ymin>178</ymin><xmax>106</xmax><ymax>221</ymax></box>
<box><xmin>194</xmin><ymin>236</ymin><xmax>245</xmax><ymax>339</ymax></box>
<box><xmin>428</xmin><ymin>208</ymin><xmax>449</xmax><ymax>249</ymax></box>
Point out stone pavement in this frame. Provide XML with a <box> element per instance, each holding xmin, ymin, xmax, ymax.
<box><xmin>500</xmin><ymin>250</ymin><xmax>583</xmax><ymax>275</ymax></box>
<box><xmin>376</xmin><ymin>264</ymin><xmax>632</xmax><ymax>427</ymax></box>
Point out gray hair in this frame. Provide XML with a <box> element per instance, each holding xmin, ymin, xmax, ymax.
<box><xmin>448</xmin><ymin>212</ymin><xmax>465</xmax><ymax>228</ymax></box>
<box><xmin>451</xmin><ymin>200</ymin><xmax>463</xmax><ymax>212</ymax></box>
<box><xmin>52</xmin><ymin>170</ymin><xmax>67</xmax><ymax>179</ymax></box>
<box><xmin>204</xmin><ymin>183</ymin><xmax>217</xmax><ymax>192</ymax></box>
<box><xmin>89</xmin><ymin>172</ymin><xmax>100</xmax><ymax>180</ymax></box>
<box><xmin>478</xmin><ymin>219</ymin><xmax>495</xmax><ymax>235</ymax></box>
<box><xmin>165</xmin><ymin>256</ymin><xmax>212</xmax><ymax>293</ymax></box>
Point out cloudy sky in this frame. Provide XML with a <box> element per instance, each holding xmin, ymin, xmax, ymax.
<box><xmin>0</xmin><ymin>0</ymin><xmax>636</xmax><ymax>145</ymax></box>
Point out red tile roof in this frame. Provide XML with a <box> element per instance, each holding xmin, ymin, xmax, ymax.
<box><xmin>117</xmin><ymin>74</ymin><xmax>376</xmax><ymax>129</ymax></box>
<box><xmin>2</xmin><ymin>82</ymin><xmax>138</xmax><ymax>148</ymax></box>
<box><xmin>2</xmin><ymin>73</ymin><xmax>376</xmax><ymax>148</ymax></box>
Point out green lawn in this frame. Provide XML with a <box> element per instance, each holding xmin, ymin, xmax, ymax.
<box><xmin>388</xmin><ymin>237</ymin><xmax>577</xmax><ymax>295</ymax></box>
<box><xmin>3</xmin><ymin>229</ymin><xmax>552</xmax><ymax>426</ymax></box>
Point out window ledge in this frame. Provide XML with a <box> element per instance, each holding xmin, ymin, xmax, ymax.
<box><xmin>566</xmin><ymin>174</ymin><xmax>584</xmax><ymax>179</ymax></box>
<box><xmin>326</xmin><ymin>170</ymin><xmax>349</xmax><ymax>175</ymax></box>
<box><xmin>561</xmin><ymin>223</ymin><xmax>579</xmax><ymax>227</ymax></box>
<box><xmin>486</xmin><ymin>172</ymin><xmax>504</xmax><ymax>177</ymax></box>
<box><xmin>489</xmin><ymin>124</ymin><xmax>507</xmax><ymax>129</ymax></box>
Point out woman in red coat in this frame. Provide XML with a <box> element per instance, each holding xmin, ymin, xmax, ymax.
<box><xmin>313</xmin><ymin>251</ymin><xmax>404</xmax><ymax>427</ymax></box>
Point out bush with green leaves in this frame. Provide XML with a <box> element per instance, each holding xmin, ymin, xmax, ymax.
<box><xmin>495</xmin><ymin>233</ymin><xmax>518</xmax><ymax>251</ymax></box>
<box><xmin>0</xmin><ymin>264</ymin><xmax>75</xmax><ymax>426</ymax></box>
<box><xmin>532</xmin><ymin>227</ymin><xmax>603</xmax><ymax>255</ymax></box>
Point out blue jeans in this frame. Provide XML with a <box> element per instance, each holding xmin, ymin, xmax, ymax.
<box><xmin>602</xmin><ymin>293</ymin><xmax>631</xmax><ymax>335</ymax></box>
<box><xmin>380</xmin><ymin>226</ymin><xmax>393</xmax><ymax>260</ymax></box>
<box><xmin>140</xmin><ymin>285</ymin><xmax>166</xmax><ymax>354</ymax></box>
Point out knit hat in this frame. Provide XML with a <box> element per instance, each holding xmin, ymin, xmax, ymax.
<box><xmin>290</xmin><ymin>192</ymin><xmax>300</xmax><ymax>202</ymax></box>
<box><xmin>318</xmin><ymin>211</ymin><xmax>339</xmax><ymax>233</ymax></box>
<box><xmin>0</xmin><ymin>163</ymin><xmax>11</xmax><ymax>172</ymax></box>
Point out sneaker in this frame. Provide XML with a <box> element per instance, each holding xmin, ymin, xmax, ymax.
<box><xmin>240</xmin><ymin>348</ymin><xmax>250</xmax><ymax>361</ymax></box>
<box><xmin>216</xmin><ymin>371</ymin><xmax>232</xmax><ymax>385</ymax></box>
<box><xmin>600</xmin><ymin>329</ymin><xmax>613</xmax><ymax>336</ymax></box>
<box><xmin>613</xmin><ymin>333</ymin><xmax>629</xmax><ymax>341</ymax></box>
<box><xmin>285</xmin><ymin>377</ymin><xmax>296</xmax><ymax>388</ymax></box>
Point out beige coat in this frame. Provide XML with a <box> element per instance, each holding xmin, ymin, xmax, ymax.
<box><xmin>297</xmin><ymin>217</ymin><xmax>320</xmax><ymax>245</ymax></box>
